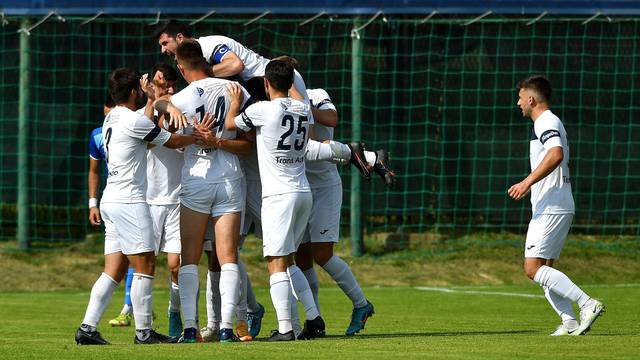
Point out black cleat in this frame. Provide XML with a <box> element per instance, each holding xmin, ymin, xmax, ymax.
<box><xmin>373</xmin><ymin>149</ymin><xmax>395</xmax><ymax>188</ymax></box>
<box><xmin>297</xmin><ymin>316</ymin><xmax>326</xmax><ymax>340</ymax></box>
<box><xmin>134</xmin><ymin>329</ymin><xmax>179</xmax><ymax>344</ymax></box>
<box><xmin>267</xmin><ymin>329</ymin><xmax>296</xmax><ymax>342</ymax></box>
<box><xmin>75</xmin><ymin>327</ymin><xmax>110</xmax><ymax>345</ymax></box>
<box><xmin>348</xmin><ymin>142</ymin><xmax>371</xmax><ymax>180</ymax></box>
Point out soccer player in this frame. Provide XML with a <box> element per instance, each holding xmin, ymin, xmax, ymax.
<box><xmin>226</xmin><ymin>59</ymin><xmax>325</xmax><ymax>342</ymax></box>
<box><xmin>75</xmin><ymin>67</ymin><xmax>196</xmax><ymax>345</ymax></box>
<box><xmin>143</xmin><ymin>63</ymin><xmax>184</xmax><ymax>337</ymax></box>
<box><xmin>154</xmin><ymin>39</ymin><xmax>251</xmax><ymax>343</ymax></box>
<box><xmin>508</xmin><ymin>75</ymin><xmax>605</xmax><ymax>336</ymax></box>
<box><xmin>88</xmin><ymin>95</ymin><xmax>137</xmax><ymax>328</ymax></box>
<box><xmin>296</xmin><ymin>86</ymin><xmax>374</xmax><ymax>336</ymax></box>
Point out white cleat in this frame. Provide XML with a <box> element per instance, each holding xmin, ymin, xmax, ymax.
<box><xmin>200</xmin><ymin>326</ymin><xmax>220</xmax><ymax>342</ymax></box>
<box><xmin>550</xmin><ymin>324</ymin><xmax>578</xmax><ymax>336</ymax></box>
<box><xmin>572</xmin><ymin>299</ymin><xmax>605</xmax><ymax>336</ymax></box>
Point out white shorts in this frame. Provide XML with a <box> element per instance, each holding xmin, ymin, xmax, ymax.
<box><xmin>101</xmin><ymin>202</ymin><xmax>155</xmax><ymax>256</ymax></box>
<box><xmin>149</xmin><ymin>203</ymin><xmax>181</xmax><ymax>254</ymax></box>
<box><xmin>302</xmin><ymin>185</ymin><xmax>342</xmax><ymax>244</ymax></box>
<box><xmin>525</xmin><ymin>213</ymin><xmax>573</xmax><ymax>259</ymax></box>
<box><xmin>262</xmin><ymin>192</ymin><xmax>312</xmax><ymax>257</ymax></box>
<box><xmin>180</xmin><ymin>178</ymin><xmax>245</xmax><ymax>217</ymax></box>
<box><xmin>242</xmin><ymin>179</ymin><xmax>263</xmax><ymax>239</ymax></box>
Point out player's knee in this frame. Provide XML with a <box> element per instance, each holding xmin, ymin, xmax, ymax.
<box><xmin>312</xmin><ymin>244</ymin><xmax>334</xmax><ymax>266</ymax></box>
<box><xmin>524</xmin><ymin>263</ymin><xmax>539</xmax><ymax>280</ymax></box>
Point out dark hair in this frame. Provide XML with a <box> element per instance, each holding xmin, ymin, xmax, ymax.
<box><xmin>153</xmin><ymin>19</ymin><xmax>192</xmax><ymax>39</ymax></box>
<box><xmin>272</xmin><ymin>55</ymin><xmax>300</xmax><ymax>72</ymax></box>
<box><xmin>176</xmin><ymin>39</ymin><xmax>207</xmax><ymax>70</ymax></box>
<box><xmin>517</xmin><ymin>75</ymin><xmax>552</xmax><ymax>102</ymax></box>
<box><xmin>151</xmin><ymin>62</ymin><xmax>179</xmax><ymax>83</ymax></box>
<box><xmin>245</xmin><ymin>76</ymin><xmax>268</xmax><ymax>101</ymax></box>
<box><xmin>108</xmin><ymin>67</ymin><xmax>141</xmax><ymax>104</ymax></box>
<box><xmin>104</xmin><ymin>92</ymin><xmax>115</xmax><ymax>108</ymax></box>
<box><xmin>265</xmin><ymin>59</ymin><xmax>294</xmax><ymax>93</ymax></box>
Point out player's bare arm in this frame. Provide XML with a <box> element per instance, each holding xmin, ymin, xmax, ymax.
<box><xmin>154</xmin><ymin>97</ymin><xmax>188</xmax><ymax>129</ymax></box>
<box><xmin>508</xmin><ymin>146</ymin><xmax>563</xmax><ymax>200</ymax></box>
<box><xmin>224</xmin><ymin>83</ymin><xmax>244</xmax><ymax>131</ymax></box>
<box><xmin>211</xmin><ymin>50</ymin><xmax>245</xmax><ymax>78</ymax></box>
<box><xmin>87</xmin><ymin>158</ymin><xmax>102</xmax><ymax>225</ymax></box>
<box><xmin>311</xmin><ymin>107</ymin><xmax>337</xmax><ymax>128</ymax></box>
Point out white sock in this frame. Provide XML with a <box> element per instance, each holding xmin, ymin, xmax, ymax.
<box><xmin>236</xmin><ymin>261</ymin><xmax>249</xmax><ymax>322</ymax></box>
<box><xmin>543</xmin><ymin>285</ymin><xmax>577</xmax><ymax>323</ymax></box>
<box><xmin>82</xmin><ymin>273</ymin><xmax>118</xmax><ymax>327</ymax></box>
<box><xmin>287</xmin><ymin>265</ymin><xmax>320</xmax><ymax>320</ymax></box>
<box><xmin>303</xmin><ymin>267</ymin><xmax>320</xmax><ymax>313</ymax></box>
<box><xmin>245</xmin><ymin>271</ymin><xmax>260</xmax><ymax>313</ymax></box>
<box><xmin>322</xmin><ymin>256</ymin><xmax>367</xmax><ymax>308</ymax></box>
<box><xmin>131</xmin><ymin>273</ymin><xmax>154</xmax><ymax>330</ymax></box>
<box><xmin>364</xmin><ymin>150</ymin><xmax>377</xmax><ymax>167</ymax></box>
<box><xmin>178</xmin><ymin>264</ymin><xmax>199</xmax><ymax>329</ymax></box>
<box><xmin>219</xmin><ymin>263</ymin><xmax>240</xmax><ymax>330</ymax></box>
<box><xmin>270</xmin><ymin>272</ymin><xmax>292</xmax><ymax>334</ymax></box>
<box><xmin>206</xmin><ymin>270</ymin><xmax>221</xmax><ymax>329</ymax></box>
<box><xmin>305</xmin><ymin>140</ymin><xmax>351</xmax><ymax>165</ymax></box>
<box><xmin>534</xmin><ymin>265</ymin><xmax>590</xmax><ymax>308</ymax></box>
<box><xmin>290</xmin><ymin>292</ymin><xmax>302</xmax><ymax>337</ymax></box>
<box><xmin>165</xmin><ymin>280</ymin><xmax>179</xmax><ymax>313</ymax></box>
<box><xmin>120</xmin><ymin>304</ymin><xmax>131</xmax><ymax>315</ymax></box>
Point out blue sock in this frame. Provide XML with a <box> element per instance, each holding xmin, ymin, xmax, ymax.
<box><xmin>124</xmin><ymin>267</ymin><xmax>134</xmax><ymax>306</ymax></box>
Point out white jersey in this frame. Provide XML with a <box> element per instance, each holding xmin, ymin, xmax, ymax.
<box><xmin>101</xmin><ymin>106</ymin><xmax>171</xmax><ymax>203</ymax></box>
<box><xmin>240</xmin><ymin>145</ymin><xmax>261</xmax><ymax>181</ymax></box>
<box><xmin>170</xmin><ymin>77</ymin><xmax>249</xmax><ymax>184</ymax></box>
<box><xmin>235</xmin><ymin>97</ymin><xmax>313</xmax><ymax>197</ymax></box>
<box><xmin>146</xmin><ymin>138</ymin><xmax>184</xmax><ymax>205</ymax></box>
<box><xmin>529</xmin><ymin>110</ymin><xmax>575</xmax><ymax>215</ymax></box>
<box><xmin>305</xmin><ymin>89</ymin><xmax>341</xmax><ymax>188</ymax></box>
<box><xmin>197</xmin><ymin>35</ymin><xmax>270</xmax><ymax>81</ymax></box>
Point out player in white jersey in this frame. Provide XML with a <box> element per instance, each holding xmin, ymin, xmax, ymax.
<box><xmin>509</xmin><ymin>75</ymin><xmax>604</xmax><ymax>336</ymax></box>
<box><xmin>154</xmin><ymin>39</ymin><xmax>251</xmax><ymax>343</ymax></box>
<box><xmin>75</xmin><ymin>67</ymin><xmax>196</xmax><ymax>345</ymax></box>
<box><xmin>227</xmin><ymin>59</ymin><xmax>325</xmax><ymax>342</ymax></box>
<box><xmin>296</xmin><ymin>87</ymin><xmax>374</xmax><ymax>337</ymax></box>
<box><xmin>141</xmin><ymin>63</ymin><xmax>185</xmax><ymax>337</ymax></box>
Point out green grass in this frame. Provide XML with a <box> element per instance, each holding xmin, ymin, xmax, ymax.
<box><xmin>0</xmin><ymin>285</ymin><xmax>638</xmax><ymax>359</ymax></box>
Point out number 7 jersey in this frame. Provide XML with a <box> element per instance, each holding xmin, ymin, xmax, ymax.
<box><xmin>234</xmin><ymin>97</ymin><xmax>313</xmax><ymax>197</ymax></box>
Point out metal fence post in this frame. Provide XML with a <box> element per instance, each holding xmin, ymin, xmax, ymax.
<box><xmin>18</xmin><ymin>18</ymin><xmax>30</xmax><ymax>250</ymax></box>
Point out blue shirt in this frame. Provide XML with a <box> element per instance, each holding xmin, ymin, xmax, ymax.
<box><xmin>89</xmin><ymin>127</ymin><xmax>108</xmax><ymax>177</ymax></box>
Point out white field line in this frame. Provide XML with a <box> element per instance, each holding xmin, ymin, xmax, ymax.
<box><xmin>415</xmin><ymin>287</ymin><xmax>544</xmax><ymax>298</ymax></box>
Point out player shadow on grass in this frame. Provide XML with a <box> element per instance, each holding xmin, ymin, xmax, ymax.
<box><xmin>280</xmin><ymin>329</ymin><xmax>536</xmax><ymax>340</ymax></box>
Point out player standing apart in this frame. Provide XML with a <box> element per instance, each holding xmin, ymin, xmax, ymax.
<box><xmin>75</xmin><ymin>68</ymin><xmax>195</xmax><ymax>345</ymax></box>
<box><xmin>508</xmin><ymin>75</ymin><xmax>604</xmax><ymax>336</ymax></box>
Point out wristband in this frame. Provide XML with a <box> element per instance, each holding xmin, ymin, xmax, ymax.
<box><xmin>89</xmin><ymin>198</ymin><xmax>98</xmax><ymax>208</ymax></box>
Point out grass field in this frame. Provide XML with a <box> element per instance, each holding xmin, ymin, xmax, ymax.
<box><xmin>1</xmin><ymin>284</ymin><xmax>638</xmax><ymax>359</ymax></box>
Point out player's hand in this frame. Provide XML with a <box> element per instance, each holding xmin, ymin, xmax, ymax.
<box><xmin>508</xmin><ymin>180</ymin><xmax>531</xmax><ymax>200</ymax></box>
<box><xmin>194</xmin><ymin>112</ymin><xmax>215</xmax><ymax>130</ymax></box>
<box><xmin>140</xmin><ymin>74</ymin><xmax>156</xmax><ymax>101</ymax></box>
<box><xmin>89</xmin><ymin>207</ymin><xmax>102</xmax><ymax>226</ymax></box>
<box><xmin>226</xmin><ymin>83</ymin><xmax>243</xmax><ymax>110</ymax></box>
<box><xmin>193</xmin><ymin>114</ymin><xmax>221</xmax><ymax>148</ymax></box>
<box><xmin>167</xmin><ymin>106</ymin><xmax>188</xmax><ymax>129</ymax></box>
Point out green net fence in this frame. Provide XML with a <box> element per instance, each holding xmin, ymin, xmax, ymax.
<box><xmin>0</xmin><ymin>15</ymin><xmax>639</xmax><ymax>248</ymax></box>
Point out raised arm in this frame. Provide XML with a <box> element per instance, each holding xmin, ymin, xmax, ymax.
<box><xmin>225</xmin><ymin>83</ymin><xmax>244</xmax><ymax>131</ymax></box>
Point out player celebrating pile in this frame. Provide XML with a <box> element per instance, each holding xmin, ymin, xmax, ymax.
<box><xmin>509</xmin><ymin>75</ymin><xmax>605</xmax><ymax>336</ymax></box>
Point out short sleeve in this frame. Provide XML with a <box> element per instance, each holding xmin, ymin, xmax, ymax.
<box><xmin>89</xmin><ymin>128</ymin><xmax>103</xmax><ymax>160</ymax></box>
<box><xmin>127</xmin><ymin>114</ymin><xmax>171</xmax><ymax>146</ymax></box>
<box><xmin>210</xmin><ymin>44</ymin><xmax>232</xmax><ymax>64</ymax></box>
<box><xmin>311</xmin><ymin>89</ymin><xmax>336</xmax><ymax>111</ymax></box>
<box><xmin>234</xmin><ymin>102</ymin><xmax>265</xmax><ymax>132</ymax></box>
<box><xmin>535</xmin><ymin>116</ymin><xmax>563</xmax><ymax>150</ymax></box>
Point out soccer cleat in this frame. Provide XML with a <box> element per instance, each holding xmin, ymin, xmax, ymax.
<box><xmin>297</xmin><ymin>315</ymin><xmax>326</xmax><ymax>340</ymax></box>
<box><xmin>219</xmin><ymin>328</ymin><xmax>240</xmax><ymax>343</ymax></box>
<box><xmin>267</xmin><ymin>329</ymin><xmax>296</xmax><ymax>342</ymax></box>
<box><xmin>550</xmin><ymin>324</ymin><xmax>578</xmax><ymax>336</ymax></box>
<box><xmin>235</xmin><ymin>320</ymin><xmax>253</xmax><ymax>342</ymax></box>
<box><xmin>179</xmin><ymin>327</ymin><xmax>197</xmax><ymax>343</ymax></box>
<box><xmin>346</xmin><ymin>301</ymin><xmax>375</xmax><ymax>336</ymax></box>
<box><xmin>134</xmin><ymin>329</ymin><xmax>178</xmax><ymax>344</ymax></box>
<box><xmin>168</xmin><ymin>311</ymin><xmax>183</xmax><ymax>338</ymax></box>
<box><xmin>108</xmin><ymin>313</ymin><xmax>131</xmax><ymax>327</ymax></box>
<box><xmin>247</xmin><ymin>303</ymin><xmax>265</xmax><ymax>339</ymax></box>
<box><xmin>200</xmin><ymin>326</ymin><xmax>219</xmax><ymax>342</ymax></box>
<box><xmin>373</xmin><ymin>149</ymin><xmax>396</xmax><ymax>188</ymax></box>
<box><xmin>75</xmin><ymin>327</ymin><xmax>110</xmax><ymax>345</ymax></box>
<box><xmin>572</xmin><ymin>299</ymin><xmax>605</xmax><ymax>336</ymax></box>
<box><xmin>347</xmin><ymin>142</ymin><xmax>372</xmax><ymax>179</ymax></box>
